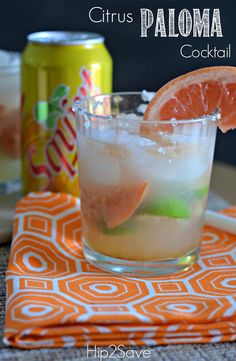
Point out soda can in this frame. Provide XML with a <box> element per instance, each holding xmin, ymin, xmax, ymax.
<box><xmin>21</xmin><ymin>31</ymin><xmax>112</xmax><ymax>196</ymax></box>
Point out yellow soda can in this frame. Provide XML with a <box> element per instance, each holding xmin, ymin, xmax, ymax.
<box><xmin>21</xmin><ymin>31</ymin><xmax>112</xmax><ymax>196</ymax></box>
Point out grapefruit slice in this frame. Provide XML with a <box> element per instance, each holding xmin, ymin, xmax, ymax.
<box><xmin>102</xmin><ymin>181</ymin><xmax>149</xmax><ymax>229</ymax></box>
<box><xmin>143</xmin><ymin>66</ymin><xmax>236</xmax><ymax>133</ymax></box>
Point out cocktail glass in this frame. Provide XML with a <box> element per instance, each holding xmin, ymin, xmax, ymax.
<box><xmin>73</xmin><ymin>92</ymin><xmax>218</xmax><ymax>277</ymax></box>
<box><xmin>0</xmin><ymin>50</ymin><xmax>21</xmax><ymax>243</ymax></box>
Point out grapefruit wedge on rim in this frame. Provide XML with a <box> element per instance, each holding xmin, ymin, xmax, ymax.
<box><xmin>143</xmin><ymin>66</ymin><xmax>236</xmax><ymax>133</ymax></box>
<box><xmin>102</xmin><ymin>181</ymin><xmax>149</xmax><ymax>229</ymax></box>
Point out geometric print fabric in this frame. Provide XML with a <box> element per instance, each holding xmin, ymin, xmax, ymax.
<box><xmin>3</xmin><ymin>192</ymin><xmax>236</xmax><ymax>348</ymax></box>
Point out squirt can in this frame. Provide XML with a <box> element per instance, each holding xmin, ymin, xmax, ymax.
<box><xmin>21</xmin><ymin>31</ymin><xmax>112</xmax><ymax>196</ymax></box>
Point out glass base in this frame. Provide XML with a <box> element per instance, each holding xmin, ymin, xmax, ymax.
<box><xmin>83</xmin><ymin>240</ymin><xmax>199</xmax><ymax>278</ymax></box>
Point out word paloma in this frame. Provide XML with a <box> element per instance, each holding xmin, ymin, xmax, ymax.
<box><xmin>141</xmin><ymin>8</ymin><xmax>223</xmax><ymax>38</ymax></box>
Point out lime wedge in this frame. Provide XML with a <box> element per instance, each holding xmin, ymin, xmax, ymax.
<box><xmin>194</xmin><ymin>185</ymin><xmax>209</xmax><ymax>199</ymax></box>
<box><xmin>140</xmin><ymin>197</ymin><xmax>190</xmax><ymax>219</ymax></box>
<box><xmin>185</xmin><ymin>185</ymin><xmax>209</xmax><ymax>201</ymax></box>
<box><xmin>101</xmin><ymin>219</ymin><xmax>136</xmax><ymax>236</ymax></box>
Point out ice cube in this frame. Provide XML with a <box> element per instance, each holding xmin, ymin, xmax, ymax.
<box><xmin>141</xmin><ymin>90</ymin><xmax>156</xmax><ymax>102</ymax></box>
<box><xmin>136</xmin><ymin>104</ymin><xmax>147</xmax><ymax>114</ymax></box>
<box><xmin>0</xmin><ymin>50</ymin><xmax>10</xmax><ymax>67</ymax></box>
<box><xmin>0</xmin><ymin>50</ymin><xmax>20</xmax><ymax>68</ymax></box>
<box><xmin>78</xmin><ymin>135</ymin><xmax>121</xmax><ymax>186</ymax></box>
<box><xmin>88</xmin><ymin>128</ymin><xmax>132</xmax><ymax>146</ymax></box>
<box><xmin>87</xmin><ymin>153</ymin><xmax>120</xmax><ymax>186</ymax></box>
<box><xmin>122</xmin><ymin>132</ymin><xmax>208</xmax><ymax>183</ymax></box>
<box><xmin>89</xmin><ymin>128</ymin><xmax>118</xmax><ymax>144</ymax></box>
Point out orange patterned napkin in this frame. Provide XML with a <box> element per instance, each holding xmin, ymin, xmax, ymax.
<box><xmin>3</xmin><ymin>192</ymin><xmax>236</xmax><ymax>348</ymax></box>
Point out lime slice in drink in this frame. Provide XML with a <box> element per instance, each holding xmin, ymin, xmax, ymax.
<box><xmin>194</xmin><ymin>185</ymin><xmax>209</xmax><ymax>199</ymax></box>
<box><xmin>185</xmin><ymin>185</ymin><xmax>209</xmax><ymax>201</ymax></box>
<box><xmin>139</xmin><ymin>197</ymin><xmax>190</xmax><ymax>219</ymax></box>
<box><xmin>101</xmin><ymin>219</ymin><xmax>136</xmax><ymax>236</ymax></box>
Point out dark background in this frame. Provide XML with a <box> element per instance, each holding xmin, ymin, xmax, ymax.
<box><xmin>0</xmin><ymin>0</ymin><xmax>235</xmax><ymax>166</ymax></box>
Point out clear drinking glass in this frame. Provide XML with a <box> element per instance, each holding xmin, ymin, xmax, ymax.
<box><xmin>73</xmin><ymin>92</ymin><xmax>218</xmax><ymax>277</ymax></box>
<box><xmin>0</xmin><ymin>50</ymin><xmax>21</xmax><ymax>243</ymax></box>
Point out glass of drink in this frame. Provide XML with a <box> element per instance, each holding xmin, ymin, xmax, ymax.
<box><xmin>0</xmin><ymin>50</ymin><xmax>21</xmax><ymax>243</ymax></box>
<box><xmin>73</xmin><ymin>92</ymin><xmax>218</xmax><ymax>277</ymax></box>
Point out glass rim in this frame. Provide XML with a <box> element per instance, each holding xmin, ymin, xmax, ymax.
<box><xmin>0</xmin><ymin>51</ymin><xmax>20</xmax><ymax>74</ymax></box>
<box><xmin>73</xmin><ymin>92</ymin><xmax>221</xmax><ymax>125</ymax></box>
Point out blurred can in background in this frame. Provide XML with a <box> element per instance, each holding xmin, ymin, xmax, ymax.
<box><xmin>21</xmin><ymin>31</ymin><xmax>112</xmax><ymax>196</ymax></box>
